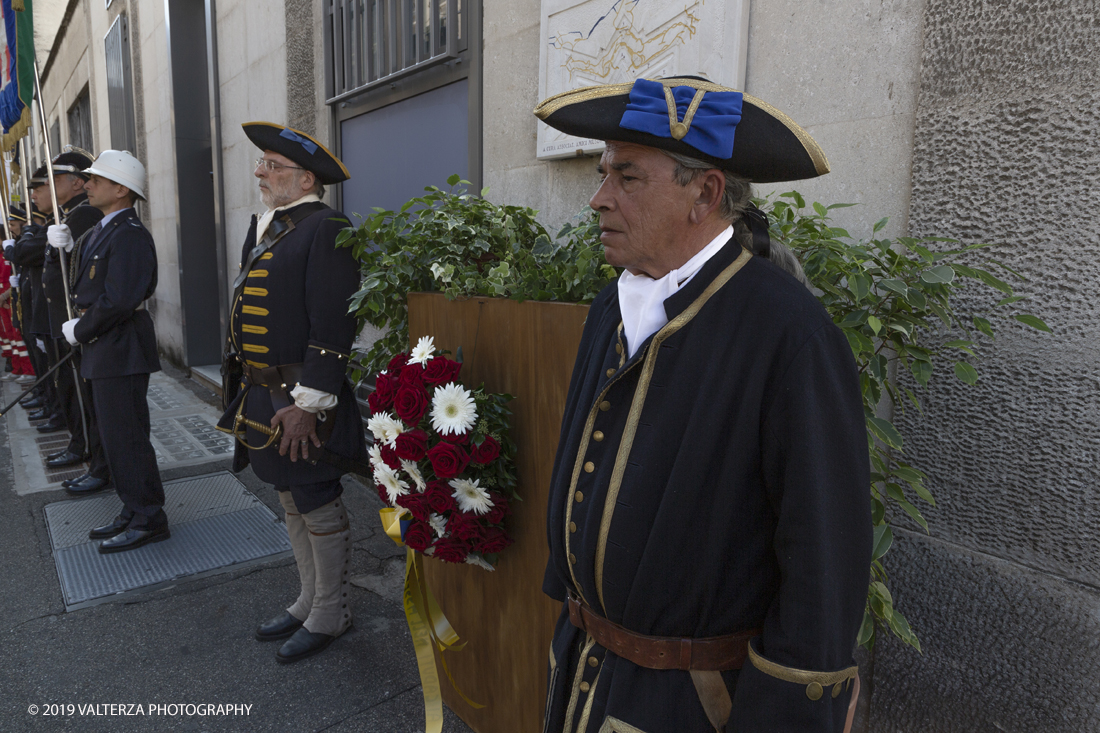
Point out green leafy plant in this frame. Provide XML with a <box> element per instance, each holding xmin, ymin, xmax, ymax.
<box><xmin>336</xmin><ymin>175</ymin><xmax>617</xmax><ymax>379</ymax></box>
<box><xmin>762</xmin><ymin>191</ymin><xmax>1050</xmax><ymax>652</ymax></box>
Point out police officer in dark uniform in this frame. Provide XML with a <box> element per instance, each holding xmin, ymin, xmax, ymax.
<box><xmin>58</xmin><ymin>150</ymin><xmax>168</xmax><ymax>554</ymax></box>
<box><xmin>40</xmin><ymin>150</ymin><xmax>110</xmax><ymax>493</ymax></box>
<box><xmin>218</xmin><ymin>122</ymin><xmax>365</xmax><ymax>663</ymax></box>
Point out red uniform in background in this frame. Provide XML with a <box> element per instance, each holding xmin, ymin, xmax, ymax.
<box><xmin>0</xmin><ymin>256</ymin><xmax>33</xmax><ymax>377</ymax></box>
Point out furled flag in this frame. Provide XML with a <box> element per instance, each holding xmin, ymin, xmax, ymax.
<box><xmin>0</xmin><ymin>0</ymin><xmax>32</xmax><ymax>152</ymax></box>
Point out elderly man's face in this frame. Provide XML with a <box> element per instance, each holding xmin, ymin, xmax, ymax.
<box><xmin>589</xmin><ymin>141</ymin><xmax>699</xmax><ymax>278</ymax></box>
<box><xmin>255</xmin><ymin>151</ymin><xmax>312</xmax><ymax>209</ymax></box>
<box><xmin>29</xmin><ymin>184</ymin><xmax>51</xmax><ymax>215</ymax></box>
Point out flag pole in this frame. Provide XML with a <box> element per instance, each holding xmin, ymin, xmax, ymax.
<box><xmin>31</xmin><ymin>56</ymin><xmax>91</xmax><ymax>456</ymax></box>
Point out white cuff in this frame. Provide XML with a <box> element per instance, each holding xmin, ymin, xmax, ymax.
<box><xmin>290</xmin><ymin>385</ymin><xmax>338</xmax><ymax>413</ymax></box>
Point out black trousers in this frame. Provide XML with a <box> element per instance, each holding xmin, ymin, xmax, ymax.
<box><xmin>48</xmin><ymin>339</ymin><xmax>109</xmax><ymax>478</ymax></box>
<box><xmin>91</xmin><ymin>373</ymin><xmax>166</xmax><ymax>530</ymax></box>
<box><xmin>24</xmin><ymin>334</ymin><xmax>56</xmax><ymax>407</ymax></box>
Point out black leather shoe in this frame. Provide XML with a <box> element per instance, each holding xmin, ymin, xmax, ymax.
<box><xmin>98</xmin><ymin>525</ymin><xmax>170</xmax><ymax>554</ymax></box>
<box><xmin>27</xmin><ymin>408</ymin><xmax>51</xmax><ymax>421</ymax></box>
<box><xmin>20</xmin><ymin>396</ymin><xmax>44</xmax><ymax>409</ymax></box>
<box><xmin>62</xmin><ymin>472</ymin><xmax>91</xmax><ymax>488</ymax></box>
<box><xmin>46</xmin><ymin>450</ymin><xmax>85</xmax><ymax>468</ymax></box>
<box><xmin>36</xmin><ymin>416</ymin><xmax>66</xmax><ymax>433</ymax></box>
<box><xmin>255</xmin><ymin>611</ymin><xmax>305</xmax><ymax>641</ymax></box>
<box><xmin>88</xmin><ymin>515</ymin><xmax>131</xmax><ymax>540</ymax></box>
<box><xmin>47</xmin><ymin>449</ymin><xmax>68</xmax><ymax>461</ymax></box>
<box><xmin>65</xmin><ymin>476</ymin><xmax>112</xmax><ymax>496</ymax></box>
<box><xmin>276</xmin><ymin>627</ymin><xmax>335</xmax><ymax>664</ymax></box>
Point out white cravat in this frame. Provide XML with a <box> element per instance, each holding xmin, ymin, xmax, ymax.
<box><xmin>617</xmin><ymin>226</ymin><xmax>733</xmax><ymax>358</ymax></box>
<box><xmin>255</xmin><ymin>192</ymin><xmax>321</xmax><ymax>245</ymax></box>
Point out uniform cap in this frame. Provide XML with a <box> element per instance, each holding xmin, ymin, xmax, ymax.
<box><xmin>242</xmin><ymin>122</ymin><xmax>350</xmax><ymax>185</ymax></box>
<box><xmin>85</xmin><ymin>150</ymin><xmax>147</xmax><ymax>200</ymax></box>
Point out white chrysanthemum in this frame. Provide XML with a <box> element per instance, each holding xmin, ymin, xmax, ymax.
<box><xmin>401</xmin><ymin>460</ymin><xmax>426</xmax><ymax>492</ymax></box>
<box><xmin>368</xmin><ymin>443</ymin><xmax>385</xmax><ymax>469</ymax></box>
<box><xmin>367</xmin><ymin>412</ymin><xmax>405</xmax><ymax>446</ymax></box>
<box><xmin>409</xmin><ymin>336</ymin><xmax>436</xmax><ymax>366</ymax></box>
<box><xmin>428</xmin><ymin>513</ymin><xmax>448</xmax><ymax>538</ymax></box>
<box><xmin>449</xmin><ymin>478</ymin><xmax>492</xmax><ymax>515</ymax></box>
<box><xmin>430</xmin><ymin>383</ymin><xmax>477</xmax><ymax>436</ymax></box>
<box><xmin>464</xmin><ymin>553</ymin><xmax>496</xmax><ymax>572</ymax></box>
<box><xmin>377</xmin><ymin>466</ymin><xmax>410</xmax><ymax>504</ymax></box>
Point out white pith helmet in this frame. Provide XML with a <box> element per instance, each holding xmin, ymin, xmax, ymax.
<box><xmin>85</xmin><ymin>150</ymin><xmax>147</xmax><ymax>201</ymax></box>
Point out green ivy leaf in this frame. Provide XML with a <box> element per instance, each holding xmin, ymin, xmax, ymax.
<box><xmin>954</xmin><ymin>362</ymin><xmax>978</xmax><ymax>385</ymax></box>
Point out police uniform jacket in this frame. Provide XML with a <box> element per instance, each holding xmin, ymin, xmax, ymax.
<box><xmin>44</xmin><ymin>193</ymin><xmax>103</xmax><ymax>338</ymax></box>
<box><xmin>9</xmin><ymin>223</ymin><xmax>48</xmax><ymax>335</ymax></box>
<box><xmin>70</xmin><ymin>208</ymin><xmax>161</xmax><ymax>380</ymax></box>
<box><xmin>543</xmin><ymin>239</ymin><xmax>872</xmax><ymax>733</ymax></box>
<box><xmin>221</xmin><ymin>202</ymin><xmax>366</xmax><ymax>491</ymax></box>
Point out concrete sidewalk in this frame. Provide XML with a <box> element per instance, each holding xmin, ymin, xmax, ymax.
<box><xmin>0</xmin><ymin>363</ymin><xmax>475</xmax><ymax>732</ymax></box>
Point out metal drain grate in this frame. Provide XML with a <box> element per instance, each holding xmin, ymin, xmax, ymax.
<box><xmin>45</xmin><ymin>471</ymin><xmax>291</xmax><ymax>608</ymax></box>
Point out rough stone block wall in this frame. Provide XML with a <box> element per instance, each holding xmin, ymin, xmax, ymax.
<box><xmin>872</xmin><ymin>1</ymin><xmax>1100</xmax><ymax>730</ymax></box>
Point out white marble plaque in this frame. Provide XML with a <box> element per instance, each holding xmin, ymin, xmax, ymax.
<box><xmin>537</xmin><ymin>0</ymin><xmax>751</xmax><ymax>161</ymax></box>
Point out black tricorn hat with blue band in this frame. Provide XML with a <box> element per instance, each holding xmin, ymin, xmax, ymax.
<box><xmin>242</xmin><ymin>122</ymin><xmax>351</xmax><ymax>185</ymax></box>
<box><xmin>534</xmin><ymin>77</ymin><xmax>829</xmax><ymax>184</ymax></box>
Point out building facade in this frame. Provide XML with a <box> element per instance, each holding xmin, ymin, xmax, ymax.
<box><xmin>34</xmin><ymin>0</ymin><xmax>1100</xmax><ymax>730</ymax></box>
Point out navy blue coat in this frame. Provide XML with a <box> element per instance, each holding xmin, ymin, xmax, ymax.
<box><xmin>9</xmin><ymin>223</ymin><xmax>48</xmax><ymax>336</ymax></box>
<box><xmin>43</xmin><ymin>193</ymin><xmax>103</xmax><ymax>337</ymax></box>
<box><xmin>543</xmin><ymin>239</ymin><xmax>872</xmax><ymax>732</ymax></box>
<box><xmin>70</xmin><ymin>208</ymin><xmax>161</xmax><ymax>380</ymax></box>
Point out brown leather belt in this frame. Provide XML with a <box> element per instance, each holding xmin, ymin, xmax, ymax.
<box><xmin>243</xmin><ymin>362</ymin><xmax>303</xmax><ymax>389</ymax></box>
<box><xmin>567</xmin><ymin>593</ymin><xmax>759</xmax><ymax>671</ymax></box>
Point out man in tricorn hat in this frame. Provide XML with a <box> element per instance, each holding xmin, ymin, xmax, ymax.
<box><xmin>535</xmin><ymin>78</ymin><xmax>871</xmax><ymax>732</ymax></box>
<box><xmin>40</xmin><ymin>148</ymin><xmax>110</xmax><ymax>493</ymax></box>
<box><xmin>217</xmin><ymin>122</ymin><xmax>365</xmax><ymax>663</ymax></box>
<box><xmin>58</xmin><ymin>150</ymin><xmax>168</xmax><ymax>553</ymax></box>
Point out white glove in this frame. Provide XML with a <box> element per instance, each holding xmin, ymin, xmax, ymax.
<box><xmin>8</xmin><ymin>275</ymin><xmax>18</xmax><ymax>288</ymax></box>
<box><xmin>62</xmin><ymin>318</ymin><xmax>80</xmax><ymax>346</ymax></box>
<box><xmin>47</xmin><ymin>224</ymin><xmax>74</xmax><ymax>253</ymax></box>
<box><xmin>35</xmin><ymin>338</ymin><xmax>45</xmax><ymax>352</ymax></box>
<box><xmin>3</xmin><ymin>239</ymin><xmax>13</xmax><ymax>258</ymax></box>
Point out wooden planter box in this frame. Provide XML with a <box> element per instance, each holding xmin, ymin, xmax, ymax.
<box><xmin>408</xmin><ymin>292</ymin><xmax>589</xmax><ymax>733</ymax></box>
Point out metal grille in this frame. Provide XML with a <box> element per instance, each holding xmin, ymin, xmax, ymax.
<box><xmin>104</xmin><ymin>14</ymin><xmax>137</xmax><ymax>153</ymax></box>
<box><xmin>67</xmin><ymin>89</ymin><xmax>94</xmax><ymax>152</ymax></box>
<box><xmin>326</xmin><ymin>0</ymin><xmax>465</xmax><ymax>104</ymax></box>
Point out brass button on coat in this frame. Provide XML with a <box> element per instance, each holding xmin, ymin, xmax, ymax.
<box><xmin>593</xmin><ymin>431</ymin><xmax>604</xmax><ymax>442</ymax></box>
<box><xmin>580</xmin><ymin>681</ymin><xmax>590</xmax><ymax>693</ymax></box>
<box><xmin>584</xmin><ymin>461</ymin><xmax>595</xmax><ymax>473</ymax></box>
<box><xmin>806</xmin><ymin>682</ymin><xmax>823</xmax><ymax>701</ymax></box>
<box><xmin>569</xmin><ymin>553</ymin><xmax>577</xmax><ymax>564</ymax></box>
<box><xmin>574</xmin><ymin>491</ymin><xmax>584</xmax><ymax>503</ymax></box>
<box><xmin>599</xmin><ymin>401</ymin><xmax>611</xmax><ymax>411</ymax></box>
<box><xmin>569</xmin><ymin>521</ymin><xmax>577</xmax><ymax>533</ymax></box>
<box><xmin>615</xmin><ymin>343</ymin><xmax>623</xmax><ymax>354</ymax></box>
<box><xmin>588</xmin><ymin>656</ymin><xmax>599</xmax><ymax>667</ymax></box>
<box><xmin>606</xmin><ymin>368</ymin><xmax>615</xmax><ymax>378</ymax></box>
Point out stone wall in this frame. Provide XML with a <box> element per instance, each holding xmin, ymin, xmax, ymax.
<box><xmin>873</xmin><ymin>1</ymin><xmax>1100</xmax><ymax>730</ymax></box>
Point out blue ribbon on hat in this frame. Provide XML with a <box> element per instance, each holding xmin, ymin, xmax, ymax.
<box><xmin>279</xmin><ymin>127</ymin><xmax>318</xmax><ymax>155</ymax></box>
<box><xmin>619</xmin><ymin>79</ymin><xmax>743</xmax><ymax>159</ymax></box>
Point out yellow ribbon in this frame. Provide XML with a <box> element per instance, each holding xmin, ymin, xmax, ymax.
<box><xmin>379</xmin><ymin>508</ymin><xmax>485</xmax><ymax>732</ymax></box>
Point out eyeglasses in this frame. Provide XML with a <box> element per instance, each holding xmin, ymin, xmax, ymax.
<box><xmin>255</xmin><ymin>158</ymin><xmax>305</xmax><ymax>173</ymax></box>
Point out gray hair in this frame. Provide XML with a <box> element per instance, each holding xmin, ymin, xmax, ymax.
<box><xmin>659</xmin><ymin>150</ymin><xmax>809</xmax><ymax>287</ymax></box>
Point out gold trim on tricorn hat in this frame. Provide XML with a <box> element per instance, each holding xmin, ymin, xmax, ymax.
<box><xmin>534</xmin><ymin>77</ymin><xmax>829</xmax><ymax>183</ymax></box>
<box><xmin>242</xmin><ymin>122</ymin><xmax>350</xmax><ymax>185</ymax></box>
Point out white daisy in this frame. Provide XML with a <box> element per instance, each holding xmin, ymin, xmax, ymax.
<box><xmin>367</xmin><ymin>412</ymin><xmax>405</xmax><ymax>446</ymax></box>
<box><xmin>401</xmin><ymin>460</ymin><xmax>426</xmax><ymax>492</ymax></box>
<box><xmin>430</xmin><ymin>383</ymin><xmax>477</xmax><ymax>436</ymax></box>
<box><xmin>465</xmin><ymin>553</ymin><xmax>496</xmax><ymax>572</ymax></box>
<box><xmin>449</xmin><ymin>478</ymin><xmax>493</xmax><ymax>515</ymax></box>
<box><xmin>409</xmin><ymin>335</ymin><xmax>436</xmax><ymax>366</ymax></box>
<box><xmin>368</xmin><ymin>443</ymin><xmax>385</xmax><ymax>469</ymax></box>
<box><xmin>428</xmin><ymin>513</ymin><xmax>448</xmax><ymax>538</ymax></box>
<box><xmin>375</xmin><ymin>464</ymin><xmax>410</xmax><ymax>504</ymax></box>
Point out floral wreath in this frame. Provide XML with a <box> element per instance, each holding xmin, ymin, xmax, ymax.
<box><xmin>367</xmin><ymin>336</ymin><xmax>518</xmax><ymax>569</ymax></box>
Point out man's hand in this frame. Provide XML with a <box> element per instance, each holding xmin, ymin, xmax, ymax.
<box><xmin>47</xmin><ymin>224</ymin><xmax>74</xmax><ymax>253</ymax></box>
<box><xmin>272</xmin><ymin>404</ymin><xmax>321</xmax><ymax>462</ymax></box>
<box><xmin>61</xmin><ymin>318</ymin><xmax>80</xmax><ymax>346</ymax></box>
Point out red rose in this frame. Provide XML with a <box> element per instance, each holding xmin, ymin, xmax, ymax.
<box><xmin>387</xmin><ymin>352</ymin><xmax>410</xmax><ymax>372</ymax></box>
<box><xmin>439</xmin><ymin>430</ymin><xmax>470</xmax><ymax>445</ymax></box>
<box><xmin>396</xmin><ymin>493</ymin><xmax>430</xmax><ymax>522</ymax></box>
<box><xmin>425</xmin><ymin>481</ymin><xmax>456</xmax><ymax>514</ymax></box>
<box><xmin>433</xmin><ymin>537</ymin><xmax>471</xmax><ymax>564</ymax></box>
<box><xmin>422</xmin><ymin>356</ymin><xmax>462</xmax><ymax>386</ymax></box>
<box><xmin>372</xmin><ymin>372</ymin><xmax>398</xmax><ymax>408</ymax></box>
<box><xmin>399</xmin><ymin>363</ymin><xmax>425</xmax><ymax>388</ymax></box>
<box><xmin>394</xmin><ymin>429</ymin><xmax>429</xmax><ymax>461</ymax></box>
<box><xmin>470</xmin><ymin>435</ymin><xmax>501</xmax><ymax>464</ymax></box>
<box><xmin>380</xmin><ymin>444</ymin><xmax>401</xmax><ymax>470</ymax></box>
<box><xmin>476</xmin><ymin>527</ymin><xmax>514</xmax><ymax>554</ymax></box>
<box><xmin>376</xmin><ymin>483</ymin><xmax>390</xmax><ymax>505</ymax></box>
<box><xmin>427</xmin><ymin>442</ymin><xmax>469</xmax><ymax>479</ymax></box>
<box><xmin>485</xmin><ymin>492</ymin><xmax>509</xmax><ymax>524</ymax></box>
<box><xmin>447</xmin><ymin>511</ymin><xmax>486</xmax><ymax>543</ymax></box>
<box><xmin>403</xmin><ymin>520</ymin><xmax>434</xmax><ymax>552</ymax></box>
<box><xmin>393</xmin><ymin>385</ymin><xmax>429</xmax><ymax>425</ymax></box>
<box><xmin>368</xmin><ymin>391</ymin><xmax>389</xmax><ymax>415</ymax></box>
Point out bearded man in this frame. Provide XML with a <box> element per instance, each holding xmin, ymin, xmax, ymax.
<box><xmin>535</xmin><ymin>77</ymin><xmax>872</xmax><ymax>732</ymax></box>
<box><xmin>218</xmin><ymin>122</ymin><xmax>366</xmax><ymax>664</ymax></box>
